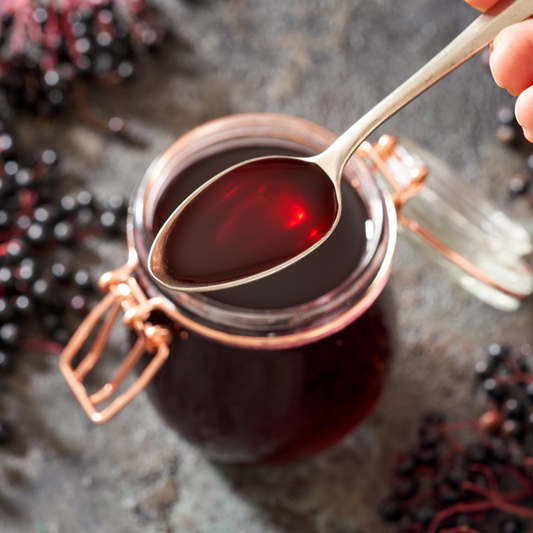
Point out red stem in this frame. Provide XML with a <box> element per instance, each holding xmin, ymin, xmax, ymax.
<box><xmin>439</xmin><ymin>528</ymin><xmax>485</xmax><ymax>533</ymax></box>
<box><xmin>19</xmin><ymin>339</ymin><xmax>64</xmax><ymax>354</ymax></box>
<box><xmin>428</xmin><ymin>501</ymin><xmax>494</xmax><ymax>533</ymax></box>
<box><xmin>469</xmin><ymin>463</ymin><xmax>500</xmax><ymax>493</ymax></box>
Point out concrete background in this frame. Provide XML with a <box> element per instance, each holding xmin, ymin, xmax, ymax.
<box><xmin>3</xmin><ymin>0</ymin><xmax>533</xmax><ymax>531</ymax></box>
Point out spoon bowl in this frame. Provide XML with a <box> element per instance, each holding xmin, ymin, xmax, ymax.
<box><xmin>149</xmin><ymin>155</ymin><xmax>341</xmax><ymax>292</ymax></box>
<box><xmin>150</xmin><ymin>0</ymin><xmax>533</xmax><ymax>293</ymax></box>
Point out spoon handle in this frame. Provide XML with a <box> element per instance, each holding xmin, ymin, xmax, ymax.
<box><xmin>318</xmin><ymin>0</ymin><xmax>533</xmax><ymax>182</ymax></box>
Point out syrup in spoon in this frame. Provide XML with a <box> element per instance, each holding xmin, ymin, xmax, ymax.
<box><xmin>150</xmin><ymin>0</ymin><xmax>533</xmax><ymax>293</ymax></box>
<box><xmin>160</xmin><ymin>158</ymin><xmax>337</xmax><ymax>286</ymax></box>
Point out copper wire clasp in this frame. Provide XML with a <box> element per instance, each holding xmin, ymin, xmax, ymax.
<box><xmin>361</xmin><ymin>135</ymin><xmax>528</xmax><ymax>302</ymax></box>
<box><xmin>59</xmin><ymin>249</ymin><xmax>172</xmax><ymax>424</ymax></box>
<box><xmin>360</xmin><ymin>134</ymin><xmax>428</xmax><ymax>210</ymax></box>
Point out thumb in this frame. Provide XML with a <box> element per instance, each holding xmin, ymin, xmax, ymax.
<box><xmin>464</xmin><ymin>0</ymin><xmax>499</xmax><ymax>11</ymax></box>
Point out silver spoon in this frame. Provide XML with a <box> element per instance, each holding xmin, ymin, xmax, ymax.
<box><xmin>150</xmin><ymin>0</ymin><xmax>533</xmax><ymax>293</ymax></box>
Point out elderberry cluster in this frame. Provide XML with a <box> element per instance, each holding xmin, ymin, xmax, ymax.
<box><xmin>0</xmin><ymin>0</ymin><xmax>168</xmax><ymax>125</ymax></box>
<box><xmin>0</xmin><ymin>122</ymin><xmax>127</xmax><ymax>443</ymax></box>
<box><xmin>380</xmin><ymin>343</ymin><xmax>533</xmax><ymax>533</ymax></box>
<box><xmin>493</xmin><ymin>105</ymin><xmax>533</xmax><ymax>197</ymax></box>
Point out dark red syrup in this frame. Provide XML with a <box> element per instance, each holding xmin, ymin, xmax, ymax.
<box><xmin>159</xmin><ymin>158</ymin><xmax>338</xmax><ymax>286</ymax></box>
<box><xmin>152</xmin><ymin>146</ymin><xmax>368</xmax><ymax>309</ymax></box>
<box><xmin>141</xmin><ymin>145</ymin><xmax>393</xmax><ymax>463</ymax></box>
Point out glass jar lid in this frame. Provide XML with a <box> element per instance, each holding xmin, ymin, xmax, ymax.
<box><xmin>360</xmin><ymin>135</ymin><xmax>533</xmax><ymax>311</ymax></box>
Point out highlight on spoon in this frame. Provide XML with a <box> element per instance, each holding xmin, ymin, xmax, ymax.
<box><xmin>149</xmin><ymin>156</ymin><xmax>340</xmax><ymax>292</ymax></box>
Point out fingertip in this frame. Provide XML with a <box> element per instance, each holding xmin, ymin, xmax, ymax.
<box><xmin>489</xmin><ymin>49</ymin><xmax>521</xmax><ymax>96</ymax></box>
<box><xmin>523</xmin><ymin>128</ymin><xmax>533</xmax><ymax>144</ymax></box>
<box><xmin>489</xmin><ymin>43</ymin><xmax>506</xmax><ymax>90</ymax></box>
<box><xmin>489</xmin><ymin>21</ymin><xmax>533</xmax><ymax>97</ymax></box>
<box><xmin>464</xmin><ymin>0</ymin><xmax>499</xmax><ymax>11</ymax></box>
<box><xmin>515</xmin><ymin>86</ymin><xmax>533</xmax><ymax>140</ymax></box>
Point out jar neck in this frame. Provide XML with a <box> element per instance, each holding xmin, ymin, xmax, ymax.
<box><xmin>130</xmin><ymin>113</ymin><xmax>397</xmax><ymax>342</ymax></box>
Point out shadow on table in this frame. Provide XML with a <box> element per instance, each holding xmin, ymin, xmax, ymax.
<box><xmin>212</xmin><ymin>402</ymin><xmax>425</xmax><ymax>532</ymax></box>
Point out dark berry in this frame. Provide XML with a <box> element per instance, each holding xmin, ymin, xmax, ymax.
<box><xmin>33</xmin><ymin>204</ymin><xmax>58</xmax><ymax>225</ymax></box>
<box><xmin>4</xmin><ymin>160</ymin><xmax>18</xmax><ymax>176</ymax></box>
<box><xmin>494</xmin><ymin>361</ymin><xmax>511</xmax><ymax>376</ymax></box>
<box><xmin>100</xmin><ymin>210</ymin><xmax>120</xmax><ymax>233</ymax></box>
<box><xmin>0</xmin><ymin>266</ymin><xmax>15</xmax><ymax>289</ymax></box>
<box><xmin>0</xmin><ymin>298</ymin><xmax>14</xmax><ymax>321</ymax></box>
<box><xmin>69</xmin><ymin>294</ymin><xmax>88</xmax><ymax>314</ymax></box>
<box><xmin>60</xmin><ymin>194</ymin><xmax>78</xmax><ymax>215</ymax></box>
<box><xmin>0</xmin><ymin>177</ymin><xmax>13</xmax><ymax>198</ymax></box>
<box><xmin>0</xmin><ymin>322</ymin><xmax>19</xmax><ymax>347</ymax></box>
<box><xmin>499</xmin><ymin>519</ymin><xmax>523</xmax><ymax>533</ymax></box>
<box><xmin>503</xmin><ymin>397</ymin><xmax>523</xmax><ymax>419</ymax></box>
<box><xmin>508</xmin><ymin>174</ymin><xmax>529</xmax><ymax>197</ymax></box>
<box><xmin>500</xmin><ymin>419</ymin><xmax>523</xmax><ymax>439</ymax></box>
<box><xmin>74</xmin><ymin>207</ymin><xmax>95</xmax><ymax>229</ymax></box>
<box><xmin>422</xmin><ymin>412</ymin><xmax>445</xmax><ymax>427</ymax></box>
<box><xmin>497</xmin><ymin>106</ymin><xmax>516</xmax><ymax>125</ymax></box>
<box><xmin>14</xmin><ymin>168</ymin><xmax>35</xmax><ymax>188</ymax></box>
<box><xmin>415</xmin><ymin>447</ymin><xmax>438</xmax><ymax>465</ymax></box>
<box><xmin>51</xmin><ymin>261</ymin><xmax>72</xmax><ymax>282</ymax></box>
<box><xmin>32</xmin><ymin>278</ymin><xmax>51</xmax><ymax>299</ymax></box>
<box><xmin>465</xmin><ymin>443</ymin><xmax>487</xmax><ymax>463</ymax></box>
<box><xmin>379</xmin><ymin>497</ymin><xmax>403</xmax><ymax>521</ymax></box>
<box><xmin>107</xmin><ymin>193</ymin><xmax>126</xmax><ymax>213</ymax></box>
<box><xmin>27</xmin><ymin>222</ymin><xmax>48</xmax><ymax>245</ymax></box>
<box><xmin>74</xmin><ymin>269</ymin><xmax>93</xmax><ymax>291</ymax></box>
<box><xmin>488</xmin><ymin>343</ymin><xmax>511</xmax><ymax>362</ymax></box>
<box><xmin>108</xmin><ymin>117</ymin><xmax>126</xmax><ymax>133</ymax></box>
<box><xmin>0</xmin><ymin>349</ymin><xmax>11</xmax><ymax>373</ymax></box>
<box><xmin>0</xmin><ymin>209</ymin><xmax>12</xmax><ymax>229</ymax></box>
<box><xmin>526</xmin><ymin>383</ymin><xmax>533</xmax><ymax>402</ymax></box>
<box><xmin>52</xmin><ymin>326</ymin><xmax>71</xmax><ymax>345</ymax></box>
<box><xmin>408</xmin><ymin>500</ymin><xmax>438</xmax><ymax>524</ymax></box>
<box><xmin>41</xmin><ymin>149</ymin><xmax>57</xmax><ymax>166</ymax></box>
<box><xmin>117</xmin><ymin>61</ymin><xmax>133</xmax><ymax>79</ymax></box>
<box><xmin>53</xmin><ymin>220</ymin><xmax>75</xmax><ymax>243</ymax></box>
<box><xmin>483</xmin><ymin>378</ymin><xmax>506</xmax><ymax>399</ymax></box>
<box><xmin>77</xmin><ymin>190</ymin><xmax>93</xmax><ymax>207</ymax></box>
<box><xmin>0</xmin><ymin>133</ymin><xmax>14</xmax><ymax>155</ymax></box>
<box><xmin>41</xmin><ymin>313</ymin><xmax>60</xmax><ymax>333</ymax></box>
<box><xmin>394</xmin><ymin>455</ymin><xmax>416</xmax><ymax>476</ymax></box>
<box><xmin>497</xmin><ymin>124</ymin><xmax>518</xmax><ymax>146</ymax></box>
<box><xmin>0</xmin><ymin>422</ymin><xmax>10</xmax><ymax>443</ymax></box>
<box><xmin>15</xmin><ymin>215</ymin><xmax>31</xmax><ymax>232</ymax></box>
<box><xmin>12</xmin><ymin>294</ymin><xmax>33</xmax><ymax>316</ymax></box>
<box><xmin>419</xmin><ymin>426</ymin><xmax>440</xmax><ymax>448</ymax></box>
<box><xmin>475</xmin><ymin>359</ymin><xmax>494</xmax><ymax>379</ymax></box>
<box><xmin>437</xmin><ymin>482</ymin><xmax>458</xmax><ymax>504</ymax></box>
<box><xmin>3</xmin><ymin>239</ymin><xmax>27</xmax><ymax>263</ymax></box>
<box><xmin>471</xmin><ymin>473</ymin><xmax>489</xmax><ymax>490</ymax></box>
<box><xmin>489</xmin><ymin>438</ymin><xmax>508</xmax><ymax>462</ymax></box>
<box><xmin>447</xmin><ymin>462</ymin><xmax>468</xmax><ymax>486</ymax></box>
<box><xmin>393</xmin><ymin>477</ymin><xmax>417</xmax><ymax>500</ymax></box>
<box><xmin>454</xmin><ymin>513</ymin><xmax>472</xmax><ymax>527</ymax></box>
<box><xmin>18</xmin><ymin>256</ymin><xmax>38</xmax><ymax>280</ymax></box>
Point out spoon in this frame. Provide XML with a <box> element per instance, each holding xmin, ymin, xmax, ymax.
<box><xmin>150</xmin><ymin>0</ymin><xmax>533</xmax><ymax>293</ymax></box>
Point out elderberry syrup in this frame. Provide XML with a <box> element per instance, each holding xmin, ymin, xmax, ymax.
<box><xmin>131</xmin><ymin>114</ymin><xmax>396</xmax><ymax>463</ymax></box>
<box><xmin>159</xmin><ymin>158</ymin><xmax>338</xmax><ymax>287</ymax></box>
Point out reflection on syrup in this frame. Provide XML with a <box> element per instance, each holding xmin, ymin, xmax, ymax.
<box><xmin>161</xmin><ymin>158</ymin><xmax>338</xmax><ymax>285</ymax></box>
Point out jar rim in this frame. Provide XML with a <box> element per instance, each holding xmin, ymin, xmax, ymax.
<box><xmin>130</xmin><ymin>113</ymin><xmax>398</xmax><ymax>346</ymax></box>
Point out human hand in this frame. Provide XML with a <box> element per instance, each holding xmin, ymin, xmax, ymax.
<box><xmin>466</xmin><ymin>0</ymin><xmax>533</xmax><ymax>142</ymax></box>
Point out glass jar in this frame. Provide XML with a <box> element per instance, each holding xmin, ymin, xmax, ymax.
<box><xmin>59</xmin><ymin>113</ymin><xmax>533</xmax><ymax>464</ymax></box>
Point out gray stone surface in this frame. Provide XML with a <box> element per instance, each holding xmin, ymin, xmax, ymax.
<box><xmin>2</xmin><ymin>0</ymin><xmax>533</xmax><ymax>532</ymax></box>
